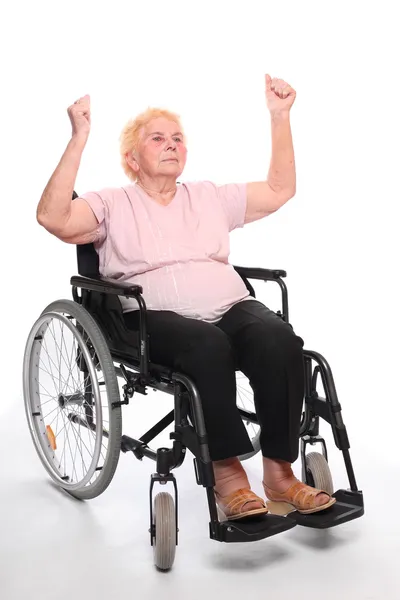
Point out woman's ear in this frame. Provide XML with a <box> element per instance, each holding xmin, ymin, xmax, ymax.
<box><xmin>126</xmin><ymin>151</ymin><xmax>139</xmax><ymax>174</ymax></box>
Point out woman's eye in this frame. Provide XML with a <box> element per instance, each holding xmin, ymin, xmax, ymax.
<box><xmin>152</xmin><ymin>136</ymin><xmax>182</xmax><ymax>143</ymax></box>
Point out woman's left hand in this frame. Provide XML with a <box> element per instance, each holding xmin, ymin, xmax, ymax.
<box><xmin>265</xmin><ymin>74</ymin><xmax>296</xmax><ymax>115</ymax></box>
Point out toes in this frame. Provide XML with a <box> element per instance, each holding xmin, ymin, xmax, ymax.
<box><xmin>317</xmin><ymin>492</ymin><xmax>331</xmax><ymax>506</ymax></box>
<box><xmin>244</xmin><ymin>501</ymin><xmax>264</xmax><ymax>511</ymax></box>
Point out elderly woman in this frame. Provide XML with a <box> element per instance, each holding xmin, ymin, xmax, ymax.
<box><xmin>37</xmin><ymin>75</ymin><xmax>335</xmax><ymax>520</ymax></box>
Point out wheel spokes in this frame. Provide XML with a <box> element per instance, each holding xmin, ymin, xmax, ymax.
<box><xmin>28</xmin><ymin>312</ymin><xmax>109</xmax><ymax>489</ymax></box>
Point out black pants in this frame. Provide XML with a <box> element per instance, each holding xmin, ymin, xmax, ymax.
<box><xmin>123</xmin><ymin>299</ymin><xmax>305</xmax><ymax>462</ymax></box>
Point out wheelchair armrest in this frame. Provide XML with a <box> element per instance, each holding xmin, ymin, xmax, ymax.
<box><xmin>70</xmin><ymin>275</ymin><xmax>143</xmax><ymax>297</ymax></box>
<box><xmin>233</xmin><ymin>266</ymin><xmax>287</xmax><ymax>281</ymax></box>
<box><xmin>234</xmin><ymin>266</ymin><xmax>289</xmax><ymax>322</ymax></box>
<box><xmin>71</xmin><ymin>274</ymin><xmax>150</xmax><ymax>378</ymax></box>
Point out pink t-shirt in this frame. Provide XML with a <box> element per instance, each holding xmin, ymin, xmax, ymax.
<box><xmin>80</xmin><ymin>181</ymin><xmax>250</xmax><ymax>323</ymax></box>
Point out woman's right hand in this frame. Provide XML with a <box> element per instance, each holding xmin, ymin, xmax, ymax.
<box><xmin>67</xmin><ymin>94</ymin><xmax>91</xmax><ymax>140</ymax></box>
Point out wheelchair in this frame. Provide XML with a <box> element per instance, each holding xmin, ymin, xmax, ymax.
<box><xmin>23</xmin><ymin>192</ymin><xmax>364</xmax><ymax>570</ymax></box>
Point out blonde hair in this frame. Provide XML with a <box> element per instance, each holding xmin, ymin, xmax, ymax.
<box><xmin>119</xmin><ymin>107</ymin><xmax>184</xmax><ymax>181</ymax></box>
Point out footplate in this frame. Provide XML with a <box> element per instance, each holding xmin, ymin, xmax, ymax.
<box><xmin>211</xmin><ymin>513</ymin><xmax>296</xmax><ymax>543</ymax></box>
<box><xmin>286</xmin><ymin>489</ymin><xmax>364</xmax><ymax>529</ymax></box>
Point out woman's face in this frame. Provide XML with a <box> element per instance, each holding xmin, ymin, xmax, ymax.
<box><xmin>131</xmin><ymin>117</ymin><xmax>187</xmax><ymax>180</ymax></box>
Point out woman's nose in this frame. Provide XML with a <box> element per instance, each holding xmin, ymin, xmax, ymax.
<box><xmin>165</xmin><ymin>137</ymin><xmax>177</xmax><ymax>150</ymax></box>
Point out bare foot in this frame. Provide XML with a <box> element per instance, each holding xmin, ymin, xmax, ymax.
<box><xmin>213</xmin><ymin>457</ymin><xmax>263</xmax><ymax>512</ymax></box>
<box><xmin>263</xmin><ymin>457</ymin><xmax>330</xmax><ymax>507</ymax></box>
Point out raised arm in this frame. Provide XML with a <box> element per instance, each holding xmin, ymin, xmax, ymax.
<box><xmin>245</xmin><ymin>75</ymin><xmax>297</xmax><ymax>224</ymax></box>
<box><xmin>36</xmin><ymin>95</ymin><xmax>99</xmax><ymax>244</ymax></box>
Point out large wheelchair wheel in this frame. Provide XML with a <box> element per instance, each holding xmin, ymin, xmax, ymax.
<box><xmin>236</xmin><ymin>372</ymin><xmax>261</xmax><ymax>461</ymax></box>
<box><xmin>23</xmin><ymin>299</ymin><xmax>122</xmax><ymax>500</ymax></box>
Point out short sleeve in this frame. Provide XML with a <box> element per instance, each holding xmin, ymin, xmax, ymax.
<box><xmin>215</xmin><ymin>182</ymin><xmax>247</xmax><ymax>232</ymax></box>
<box><xmin>80</xmin><ymin>191</ymin><xmax>108</xmax><ymax>244</ymax></box>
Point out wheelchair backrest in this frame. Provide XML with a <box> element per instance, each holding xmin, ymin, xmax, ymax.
<box><xmin>73</xmin><ymin>191</ymin><xmax>100</xmax><ymax>278</ymax></box>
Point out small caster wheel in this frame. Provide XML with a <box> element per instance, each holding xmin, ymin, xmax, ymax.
<box><xmin>152</xmin><ymin>492</ymin><xmax>177</xmax><ymax>571</ymax></box>
<box><xmin>304</xmin><ymin>452</ymin><xmax>334</xmax><ymax>496</ymax></box>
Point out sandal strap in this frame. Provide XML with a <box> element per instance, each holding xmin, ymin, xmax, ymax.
<box><xmin>263</xmin><ymin>481</ymin><xmax>331</xmax><ymax>510</ymax></box>
<box><xmin>216</xmin><ymin>488</ymin><xmax>267</xmax><ymax>515</ymax></box>
<box><xmin>289</xmin><ymin>482</ymin><xmax>327</xmax><ymax>509</ymax></box>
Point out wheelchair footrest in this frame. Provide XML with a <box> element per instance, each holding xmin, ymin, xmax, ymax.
<box><xmin>212</xmin><ymin>513</ymin><xmax>296</xmax><ymax>543</ymax></box>
<box><xmin>286</xmin><ymin>489</ymin><xmax>364</xmax><ymax>529</ymax></box>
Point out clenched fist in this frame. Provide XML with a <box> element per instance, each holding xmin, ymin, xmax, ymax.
<box><xmin>265</xmin><ymin>75</ymin><xmax>296</xmax><ymax>116</ymax></box>
<box><xmin>68</xmin><ymin>95</ymin><xmax>91</xmax><ymax>140</ymax></box>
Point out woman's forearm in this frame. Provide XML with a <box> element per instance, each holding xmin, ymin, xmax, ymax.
<box><xmin>267</xmin><ymin>112</ymin><xmax>296</xmax><ymax>195</ymax></box>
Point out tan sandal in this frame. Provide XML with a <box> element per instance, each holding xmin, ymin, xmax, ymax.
<box><xmin>263</xmin><ymin>481</ymin><xmax>336</xmax><ymax>515</ymax></box>
<box><xmin>215</xmin><ymin>488</ymin><xmax>269</xmax><ymax>521</ymax></box>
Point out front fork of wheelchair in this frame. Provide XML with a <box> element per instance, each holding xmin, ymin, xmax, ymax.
<box><xmin>147</xmin><ymin>447</ymin><xmax>219</xmax><ymax>547</ymax></box>
<box><xmin>301</xmin><ymin>354</ymin><xmax>359</xmax><ymax>494</ymax></box>
<box><xmin>147</xmin><ymin>379</ymin><xmax>218</xmax><ymax>548</ymax></box>
<box><xmin>147</xmin><ymin>379</ymin><xmax>221</xmax><ymax>544</ymax></box>
<box><xmin>149</xmin><ymin>452</ymin><xmax>180</xmax><ymax>546</ymax></box>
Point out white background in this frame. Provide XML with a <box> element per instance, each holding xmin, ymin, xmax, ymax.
<box><xmin>1</xmin><ymin>0</ymin><xmax>399</xmax><ymax>597</ymax></box>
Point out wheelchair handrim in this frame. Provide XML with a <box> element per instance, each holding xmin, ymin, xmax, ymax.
<box><xmin>23</xmin><ymin>311</ymin><xmax>104</xmax><ymax>491</ymax></box>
